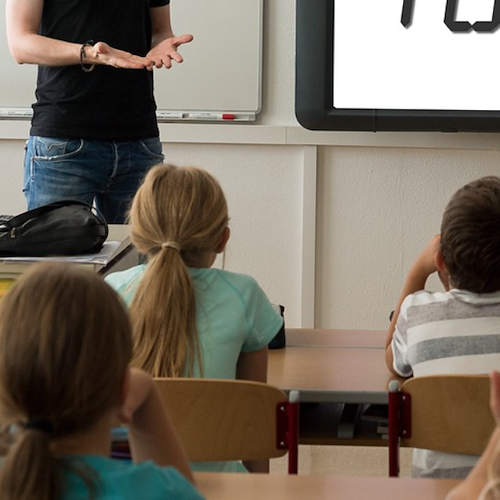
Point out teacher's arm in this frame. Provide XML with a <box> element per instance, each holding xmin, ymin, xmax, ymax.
<box><xmin>6</xmin><ymin>0</ymin><xmax>153</xmax><ymax>69</ymax></box>
<box><xmin>148</xmin><ymin>4</ymin><xmax>194</xmax><ymax>69</ymax></box>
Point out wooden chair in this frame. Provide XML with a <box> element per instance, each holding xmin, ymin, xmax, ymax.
<box><xmin>388</xmin><ymin>374</ymin><xmax>495</xmax><ymax>477</ymax></box>
<box><xmin>154</xmin><ymin>378</ymin><xmax>300</xmax><ymax>474</ymax></box>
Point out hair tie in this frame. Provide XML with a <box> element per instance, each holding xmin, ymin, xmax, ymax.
<box><xmin>25</xmin><ymin>418</ymin><xmax>54</xmax><ymax>435</ymax></box>
<box><xmin>161</xmin><ymin>241</ymin><xmax>181</xmax><ymax>252</ymax></box>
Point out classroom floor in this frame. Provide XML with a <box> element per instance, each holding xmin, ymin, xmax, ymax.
<box><xmin>270</xmin><ymin>445</ymin><xmax>413</xmax><ymax>476</ymax></box>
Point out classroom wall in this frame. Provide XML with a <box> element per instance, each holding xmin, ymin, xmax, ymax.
<box><xmin>1</xmin><ymin>0</ymin><xmax>500</xmax><ymax>329</ymax></box>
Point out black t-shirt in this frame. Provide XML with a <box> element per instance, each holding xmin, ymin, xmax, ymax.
<box><xmin>30</xmin><ymin>0</ymin><xmax>170</xmax><ymax>140</ymax></box>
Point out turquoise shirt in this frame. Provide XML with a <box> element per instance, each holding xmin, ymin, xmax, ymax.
<box><xmin>105</xmin><ymin>265</ymin><xmax>283</xmax><ymax>379</ymax></box>
<box><xmin>62</xmin><ymin>455</ymin><xmax>204</xmax><ymax>500</ymax></box>
<box><xmin>106</xmin><ymin>265</ymin><xmax>283</xmax><ymax>472</ymax></box>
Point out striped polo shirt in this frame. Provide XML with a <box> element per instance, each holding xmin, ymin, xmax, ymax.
<box><xmin>391</xmin><ymin>288</ymin><xmax>500</xmax><ymax>478</ymax></box>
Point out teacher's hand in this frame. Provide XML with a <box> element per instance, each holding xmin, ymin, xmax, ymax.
<box><xmin>89</xmin><ymin>41</ymin><xmax>155</xmax><ymax>70</ymax></box>
<box><xmin>147</xmin><ymin>34</ymin><xmax>194</xmax><ymax>69</ymax></box>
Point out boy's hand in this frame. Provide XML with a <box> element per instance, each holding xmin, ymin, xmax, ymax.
<box><xmin>409</xmin><ymin>234</ymin><xmax>441</xmax><ymax>281</ymax></box>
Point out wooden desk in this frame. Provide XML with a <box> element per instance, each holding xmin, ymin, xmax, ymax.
<box><xmin>267</xmin><ymin>340</ymin><xmax>401</xmax><ymax>446</ymax></box>
<box><xmin>268</xmin><ymin>346</ymin><xmax>396</xmax><ymax>404</ymax></box>
<box><xmin>194</xmin><ymin>472</ymin><xmax>460</xmax><ymax>500</ymax></box>
<box><xmin>286</xmin><ymin>328</ymin><xmax>385</xmax><ymax>349</ymax></box>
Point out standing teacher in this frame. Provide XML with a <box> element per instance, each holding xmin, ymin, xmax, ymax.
<box><xmin>6</xmin><ymin>0</ymin><xmax>193</xmax><ymax>223</ymax></box>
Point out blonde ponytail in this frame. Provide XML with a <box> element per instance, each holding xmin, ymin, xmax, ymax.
<box><xmin>130</xmin><ymin>248</ymin><xmax>199</xmax><ymax>377</ymax></box>
<box><xmin>129</xmin><ymin>164</ymin><xmax>228</xmax><ymax>377</ymax></box>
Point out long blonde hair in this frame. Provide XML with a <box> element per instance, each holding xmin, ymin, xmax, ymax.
<box><xmin>129</xmin><ymin>164</ymin><xmax>229</xmax><ymax>377</ymax></box>
<box><xmin>0</xmin><ymin>263</ymin><xmax>132</xmax><ymax>500</ymax></box>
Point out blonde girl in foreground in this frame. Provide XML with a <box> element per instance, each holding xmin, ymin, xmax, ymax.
<box><xmin>0</xmin><ymin>262</ymin><xmax>204</xmax><ymax>500</ymax></box>
<box><xmin>105</xmin><ymin>164</ymin><xmax>283</xmax><ymax>473</ymax></box>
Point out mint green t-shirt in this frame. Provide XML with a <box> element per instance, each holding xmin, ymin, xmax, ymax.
<box><xmin>105</xmin><ymin>265</ymin><xmax>282</xmax><ymax>473</ymax></box>
<box><xmin>105</xmin><ymin>265</ymin><xmax>283</xmax><ymax>379</ymax></box>
<box><xmin>62</xmin><ymin>455</ymin><xmax>204</xmax><ymax>500</ymax></box>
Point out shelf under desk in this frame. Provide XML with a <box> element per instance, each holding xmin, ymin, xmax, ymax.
<box><xmin>299</xmin><ymin>402</ymin><xmax>389</xmax><ymax>447</ymax></box>
<box><xmin>268</xmin><ymin>342</ymin><xmax>401</xmax><ymax>447</ymax></box>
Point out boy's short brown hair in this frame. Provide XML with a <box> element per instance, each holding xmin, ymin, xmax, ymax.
<box><xmin>440</xmin><ymin>176</ymin><xmax>500</xmax><ymax>294</ymax></box>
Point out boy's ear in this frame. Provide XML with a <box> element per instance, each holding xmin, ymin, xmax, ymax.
<box><xmin>216</xmin><ymin>227</ymin><xmax>230</xmax><ymax>254</ymax></box>
<box><xmin>435</xmin><ymin>248</ymin><xmax>452</xmax><ymax>291</ymax></box>
<box><xmin>434</xmin><ymin>247</ymin><xmax>447</xmax><ymax>273</ymax></box>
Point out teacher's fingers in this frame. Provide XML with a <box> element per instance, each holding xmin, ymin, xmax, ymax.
<box><xmin>175</xmin><ymin>33</ymin><xmax>194</xmax><ymax>45</ymax></box>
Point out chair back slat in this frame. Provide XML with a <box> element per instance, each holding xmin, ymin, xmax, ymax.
<box><xmin>400</xmin><ymin>374</ymin><xmax>494</xmax><ymax>455</ymax></box>
<box><xmin>154</xmin><ymin>378</ymin><xmax>290</xmax><ymax>462</ymax></box>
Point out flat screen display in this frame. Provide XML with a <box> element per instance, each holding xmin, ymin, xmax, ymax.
<box><xmin>295</xmin><ymin>0</ymin><xmax>500</xmax><ymax>132</ymax></box>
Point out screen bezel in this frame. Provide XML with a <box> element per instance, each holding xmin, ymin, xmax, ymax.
<box><xmin>295</xmin><ymin>0</ymin><xmax>500</xmax><ymax>132</ymax></box>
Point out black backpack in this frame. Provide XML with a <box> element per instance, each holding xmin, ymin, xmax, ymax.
<box><xmin>0</xmin><ymin>200</ymin><xmax>108</xmax><ymax>257</ymax></box>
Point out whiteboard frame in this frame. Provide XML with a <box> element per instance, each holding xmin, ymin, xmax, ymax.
<box><xmin>0</xmin><ymin>0</ymin><xmax>263</xmax><ymax>123</ymax></box>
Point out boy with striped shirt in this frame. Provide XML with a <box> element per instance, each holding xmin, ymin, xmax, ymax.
<box><xmin>386</xmin><ymin>176</ymin><xmax>500</xmax><ymax>479</ymax></box>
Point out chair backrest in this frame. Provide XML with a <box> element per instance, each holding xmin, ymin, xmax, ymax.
<box><xmin>388</xmin><ymin>374</ymin><xmax>495</xmax><ymax>476</ymax></box>
<box><xmin>154</xmin><ymin>378</ymin><xmax>299</xmax><ymax>473</ymax></box>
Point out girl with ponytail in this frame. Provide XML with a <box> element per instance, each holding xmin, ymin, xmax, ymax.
<box><xmin>0</xmin><ymin>262</ymin><xmax>202</xmax><ymax>500</ymax></box>
<box><xmin>106</xmin><ymin>164</ymin><xmax>283</xmax><ymax>472</ymax></box>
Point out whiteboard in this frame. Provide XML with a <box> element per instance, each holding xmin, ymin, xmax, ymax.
<box><xmin>0</xmin><ymin>0</ymin><xmax>263</xmax><ymax>122</ymax></box>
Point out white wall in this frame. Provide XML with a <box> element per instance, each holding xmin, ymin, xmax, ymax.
<box><xmin>316</xmin><ymin>146</ymin><xmax>500</xmax><ymax>329</ymax></box>
<box><xmin>158</xmin><ymin>142</ymin><xmax>307</xmax><ymax>323</ymax></box>
<box><xmin>1</xmin><ymin>0</ymin><xmax>500</xmax><ymax>329</ymax></box>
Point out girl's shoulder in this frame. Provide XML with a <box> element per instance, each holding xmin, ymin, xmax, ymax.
<box><xmin>104</xmin><ymin>264</ymin><xmax>146</xmax><ymax>290</ymax></box>
<box><xmin>189</xmin><ymin>267</ymin><xmax>259</xmax><ymax>290</ymax></box>
<box><xmin>104</xmin><ymin>265</ymin><xmax>147</xmax><ymax>305</ymax></box>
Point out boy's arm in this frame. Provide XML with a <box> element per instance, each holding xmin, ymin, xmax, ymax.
<box><xmin>120</xmin><ymin>369</ymin><xmax>194</xmax><ymax>482</ymax></box>
<box><xmin>385</xmin><ymin>235</ymin><xmax>441</xmax><ymax>373</ymax></box>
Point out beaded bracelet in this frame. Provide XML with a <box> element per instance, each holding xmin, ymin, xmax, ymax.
<box><xmin>80</xmin><ymin>40</ymin><xmax>95</xmax><ymax>73</ymax></box>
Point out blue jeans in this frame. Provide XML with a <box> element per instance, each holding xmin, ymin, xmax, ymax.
<box><xmin>23</xmin><ymin>136</ymin><xmax>164</xmax><ymax>224</ymax></box>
